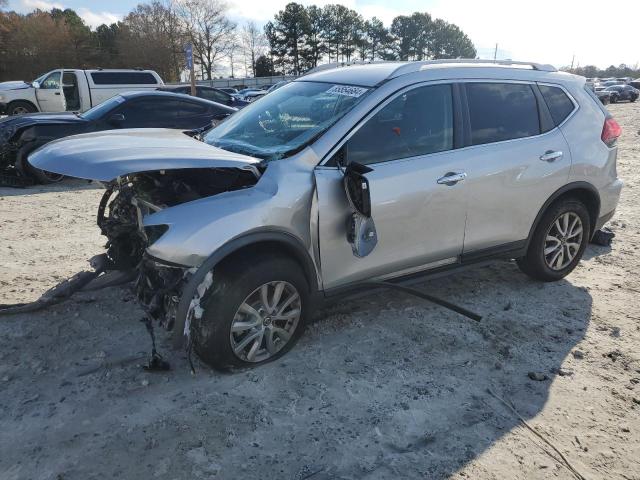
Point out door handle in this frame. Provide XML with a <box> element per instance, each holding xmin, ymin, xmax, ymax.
<box><xmin>540</xmin><ymin>150</ymin><xmax>563</xmax><ymax>162</ymax></box>
<box><xmin>437</xmin><ymin>171</ymin><xmax>467</xmax><ymax>186</ymax></box>
<box><xmin>54</xmin><ymin>92</ymin><xmax>61</xmax><ymax>95</ymax></box>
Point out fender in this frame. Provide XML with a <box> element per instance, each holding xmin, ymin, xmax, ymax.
<box><xmin>167</xmin><ymin>229</ymin><xmax>320</xmax><ymax>348</ymax></box>
<box><xmin>525</xmin><ymin>181</ymin><xmax>601</xmax><ymax>249</ymax></box>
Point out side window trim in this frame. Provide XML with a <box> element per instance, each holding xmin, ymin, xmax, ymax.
<box><xmin>536</xmin><ymin>82</ymin><xmax>579</xmax><ymax>129</ymax></box>
<box><xmin>458</xmin><ymin>79</ymin><xmax>559</xmax><ymax>148</ymax></box>
<box><xmin>531</xmin><ymin>83</ymin><xmax>555</xmax><ymax>133</ymax></box>
<box><xmin>321</xmin><ymin>80</ymin><xmax>458</xmax><ymax>167</ymax></box>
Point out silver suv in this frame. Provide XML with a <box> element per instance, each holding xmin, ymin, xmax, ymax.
<box><xmin>31</xmin><ymin>60</ymin><xmax>623</xmax><ymax>370</ymax></box>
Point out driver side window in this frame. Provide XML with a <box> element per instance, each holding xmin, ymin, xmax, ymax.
<box><xmin>347</xmin><ymin>84</ymin><xmax>453</xmax><ymax>165</ymax></box>
<box><xmin>41</xmin><ymin>71</ymin><xmax>62</xmax><ymax>89</ymax></box>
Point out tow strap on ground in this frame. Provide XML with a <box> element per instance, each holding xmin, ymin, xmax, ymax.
<box><xmin>0</xmin><ymin>254</ymin><xmax>123</xmax><ymax>316</ymax></box>
<box><xmin>359</xmin><ymin>281</ymin><xmax>482</xmax><ymax>322</ymax></box>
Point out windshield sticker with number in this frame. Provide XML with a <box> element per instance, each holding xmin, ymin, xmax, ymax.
<box><xmin>326</xmin><ymin>85</ymin><xmax>369</xmax><ymax>98</ymax></box>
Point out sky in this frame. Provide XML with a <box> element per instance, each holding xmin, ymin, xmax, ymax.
<box><xmin>7</xmin><ymin>0</ymin><xmax>640</xmax><ymax>70</ymax></box>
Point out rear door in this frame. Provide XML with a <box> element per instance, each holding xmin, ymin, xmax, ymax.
<box><xmin>35</xmin><ymin>70</ymin><xmax>65</xmax><ymax>112</ymax></box>
<box><xmin>315</xmin><ymin>82</ymin><xmax>470</xmax><ymax>289</ymax></box>
<box><xmin>177</xmin><ymin>100</ymin><xmax>217</xmax><ymax>129</ymax></box>
<box><xmin>460</xmin><ymin>81</ymin><xmax>574</xmax><ymax>254</ymax></box>
<box><xmin>114</xmin><ymin>97</ymin><xmax>179</xmax><ymax>129</ymax></box>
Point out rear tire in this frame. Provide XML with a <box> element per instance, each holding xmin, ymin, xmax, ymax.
<box><xmin>517</xmin><ymin>199</ymin><xmax>591</xmax><ymax>282</ymax></box>
<box><xmin>7</xmin><ymin>101</ymin><xmax>36</xmax><ymax>116</ymax></box>
<box><xmin>192</xmin><ymin>255</ymin><xmax>309</xmax><ymax>371</ymax></box>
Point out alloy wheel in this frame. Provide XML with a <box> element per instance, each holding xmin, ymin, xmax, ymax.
<box><xmin>544</xmin><ymin>212</ymin><xmax>583</xmax><ymax>271</ymax></box>
<box><xmin>229</xmin><ymin>281</ymin><xmax>301</xmax><ymax>363</ymax></box>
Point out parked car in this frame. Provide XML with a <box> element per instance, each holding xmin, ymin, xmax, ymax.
<box><xmin>630</xmin><ymin>79</ymin><xmax>640</xmax><ymax>90</ymax></box>
<box><xmin>0</xmin><ymin>69</ymin><xmax>163</xmax><ymax>116</ymax></box>
<box><xmin>1</xmin><ymin>91</ymin><xmax>235</xmax><ymax>183</ymax></box>
<box><xmin>267</xmin><ymin>81</ymin><xmax>289</xmax><ymax>93</ymax></box>
<box><xmin>592</xmin><ymin>86</ymin><xmax>612</xmax><ymax>104</ymax></box>
<box><xmin>605</xmin><ymin>84</ymin><xmax>639</xmax><ymax>103</ymax></box>
<box><xmin>237</xmin><ymin>88</ymin><xmax>266</xmax><ymax>102</ymax></box>
<box><xmin>159</xmin><ymin>85</ymin><xmax>249</xmax><ymax>108</ymax></box>
<box><xmin>218</xmin><ymin>87</ymin><xmax>239</xmax><ymax>95</ymax></box>
<box><xmin>30</xmin><ymin>60</ymin><xmax>622</xmax><ymax>370</ymax></box>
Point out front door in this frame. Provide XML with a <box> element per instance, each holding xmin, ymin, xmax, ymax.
<box><xmin>315</xmin><ymin>83</ymin><xmax>469</xmax><ymax>290</ymax></box>
<box><xmin>35</xmin><ymin>70</ymin><xmax>65</xmax><ymax>112</ymax></box>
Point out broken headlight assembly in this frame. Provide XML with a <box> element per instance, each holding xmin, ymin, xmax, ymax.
<box><xmin>143</xmin><ymin>224</ymin><xmax>169</xmax><ymax>245</ymax></box>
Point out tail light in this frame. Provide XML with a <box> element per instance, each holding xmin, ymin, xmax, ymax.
<box><xmin>601</xmin><ymin>117</ymin><xmax>622</xmax><ymax>147</ymax></box>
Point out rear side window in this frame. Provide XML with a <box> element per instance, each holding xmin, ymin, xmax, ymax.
<box><xmin>178</xmin><ymin>100</ymin><xmax>208</xmax><ymax>116</ymax></box>
<box><xmin>199</xmin><ymin>88</ymin><xmax>231</xmax><ymax>105</ymax></box>
<box><xmin>539</xmin><ymin>85</ymin><xmax>575</xmax><ymax>126</ymax></box>
<box><xmin>466</xmin><ymin>83</ymin><xmax>540</xmax><ymax>146</ymax></box>
<box><xmin>91</xmin><ymin>72</ymin><xmax>158</xmax><ymax>85</ymax></box>
<box><xmin>347</xmin><ymin>84</ymin><xmax>453</xmax><ymax>165</ymax></box>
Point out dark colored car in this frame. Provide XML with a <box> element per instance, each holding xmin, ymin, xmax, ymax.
<box><xmin>0</xmin><ymin>90</ymin><xmax>236</xmax><ymax>184</ymax></box>
<box><xmin>605</xmin><ymin>85</ymin><xmax>639</xmax><ymax>103</ymax></box>
<box><xmin>159</xmin><ymin>85</ymin><xmax>249</xmax><ymax>109</ymax></box>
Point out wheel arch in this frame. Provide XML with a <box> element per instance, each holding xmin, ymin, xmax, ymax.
<box><xmin>526</xmin><ymin>182</ymin><xmax>601</xmax><ymax>250</ymax></box>
<box><xmin>170</xmin><ymin>230</ymin><xmax>320</xmax><ymax>348</ymax></box>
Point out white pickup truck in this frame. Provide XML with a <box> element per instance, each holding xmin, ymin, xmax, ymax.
<box><xmin>0</xmin><ymin>69</ymin><xmax>164</xmax><ymax>116</ymax></box>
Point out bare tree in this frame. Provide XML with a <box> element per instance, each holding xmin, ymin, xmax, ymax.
<box><xmin>119</xmin><ymin>1</ymin><xmax>185</xmax><ymax>81</ymax></box>
<box><xmin>241</xmin><ymin>20</ymin><xmax>266</xmax><ymax>77</ymax></box>
<box><xmin>177</xmin><ymin>0</ymin><xmax>236</xmax><ymax>80</ymax></box>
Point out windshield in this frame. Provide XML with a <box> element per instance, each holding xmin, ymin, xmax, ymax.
<box><xmin>204</xmin><ymin>81</ymin><xmax>370</xmax><ymax>161</ymax></box>
<box><xmin>80</xmin><ymin>95</ymin><xmax>126</xmax><ymax>120</ymax></box>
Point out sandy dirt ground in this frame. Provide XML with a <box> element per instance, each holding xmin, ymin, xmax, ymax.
<box><xmin>1</xmin><ymin>103</ymin><xmax>639</xmax><ymax>480</ymax></box>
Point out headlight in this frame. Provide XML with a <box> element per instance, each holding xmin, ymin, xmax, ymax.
<box><xmin>144</xmin><ymin>224</ymin><xmax>169</xmax><ymax>245</ymax></box>
<box><xmin>0</xmin><ymin>94</ymin><xmax>5</xmax><ymax>102</ymax></box>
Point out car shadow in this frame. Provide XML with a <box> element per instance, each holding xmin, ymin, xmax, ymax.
<box><xmin>0</xmin><ymin>178</ymin><xmax>99</xmax><ymax>197</ymax></box>
<box><xmin>0</xmin><ymin>259</ymin><xmax>592</xmax><ymax>480</ymax></box>
<box><xmin>297</xmin><ymin>259</ymin><xmax>592</xmax><ymax>479</ymax></box>
<box><xmin>583</xmin><ymin>243</ymin><xmax>613</xmax><ymax>260</ymax></box>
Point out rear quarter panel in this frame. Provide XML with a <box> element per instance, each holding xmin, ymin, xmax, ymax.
<box><xmin>560</xmin><ymin>85</ymin><xmax>622</xmax><ymax>217</ymax></box>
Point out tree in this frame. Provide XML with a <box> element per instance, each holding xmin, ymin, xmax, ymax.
<box><xmin>303</xmin><ymin>5</ymin><xmax>326</xmax><ymax>68</ymax></box>
<box><xmin>254</xmin><ymin>55</ymin><xmax>275</xmax><ymax>77</ymax></box>
<box><xmin>268</xmin><ymin>3</ymin><xmax>310</xmax><ymax>75</ymax></box>
<box><xmin>118</xmin><ymin>1</ymin><xmax>186</xmax><ymax>81</ymax></box>
<box><xmin>430</xmin><ymin>19</ymin><xmax>475</xmax><ymax>59</ymax></box>
<box><xmin>177</xmin><ymin>0</ymin><xmax>236</xmax><ymax>80</ymax></box>
<box><xmin>241</xmin><ymin>21</ymin><xmax>265</xmax><ymax>76</ymax></box>
<box><xmin>365</xmin><ymin>17</ymin><xmax>392</xmax><ymax>61</ymax></box>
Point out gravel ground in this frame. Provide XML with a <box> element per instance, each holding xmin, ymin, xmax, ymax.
<box><xmin>1</xmin><ymin>103</ymin><xmax>639</xmax><ymax>480</ymax></box>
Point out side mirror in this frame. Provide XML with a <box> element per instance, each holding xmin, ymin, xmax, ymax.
<box><xmin>342</xmin><ymin>160</ymin><xmax>377</xmax><ymax>258</ymax></box>
<box><xmin>32</xmin><ymin>81</ymin><xmax>40</xmax><ymax>89</ymax></box>
<box><xmin>108</xmin><ymin>113</ymin><xmax>125</xmax><ymax>126</ymax></box>
<box><xmin>343</xmin><ymin>161</ymin><xmax>372</xmax><ymax>217</ymax></box>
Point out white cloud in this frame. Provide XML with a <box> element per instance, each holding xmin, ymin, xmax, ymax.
<box><xmin>76</xmin><ymin>7</ymin><xmax>121</xmax><ymax>28</ymax></box>
<box><xmin>20</xmin><ymin>0</ymin><xmax>64</xmax><ymax>10</ymax></box>
<box><xmin>16</xmin><ymin>0</ymin><xmax>122</xmax><ymax>29</ymax></box>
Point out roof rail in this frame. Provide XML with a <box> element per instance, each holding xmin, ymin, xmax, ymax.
<box><xmin>389</xmin><ymin>59</ymin><xmax>557</xmax><ymax>78</ymax></box>
<box><xmin>302</xmin><ymin>60</ymin><xmax>391</xmax><ymax>76</ymax></box>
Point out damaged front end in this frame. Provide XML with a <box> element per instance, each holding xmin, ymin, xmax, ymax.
<box><xmin>97</xmin><ymin>167</ymin><xmax>259</xmax><ymax>332</ymax></box>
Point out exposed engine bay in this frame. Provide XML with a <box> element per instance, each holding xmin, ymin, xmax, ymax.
<box><xmin>97</xmin><ymin>167</ymin><xmax>258</xmax><ymax>330</ymax></box>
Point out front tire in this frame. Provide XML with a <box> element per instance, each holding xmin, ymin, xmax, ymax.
<box><xmin>15</xmin><ymin>143</ymin><xmax>65</xmax><ymax>184</ymax></box>
<box><xmin>192</xmin><ymin>255</ymin><xmax>309</xmax><ymax>371</ymax></box>
<box><xmin>517</xmin><ymin>199</ymin><xmax>591</xmax><ymax>282</ymax></box>
<box><xmin>7</xmin><ymin>101</ymin><xmax>36</xmax><ymax>116</ymax></box>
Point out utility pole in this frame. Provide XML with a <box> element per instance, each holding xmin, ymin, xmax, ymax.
<box><xmin>570</xmin><ymin>54</ymin><xmax>575</xmax><ymax>72</ymax></box>
<box><xmin>493</xmin><ymin>43</ymin><xmax>498</xmax><ymax>61</ymax></box>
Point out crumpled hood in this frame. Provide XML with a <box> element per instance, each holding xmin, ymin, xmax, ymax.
<box><xmin>0</xmin><ymin>81</ymin><xmax>31</xmax><ymax>91</ymax></box>
<box><xmin>28</xmin><ymin>128</ymin><xmax>261</xmax><ymax>181</ymax></box>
